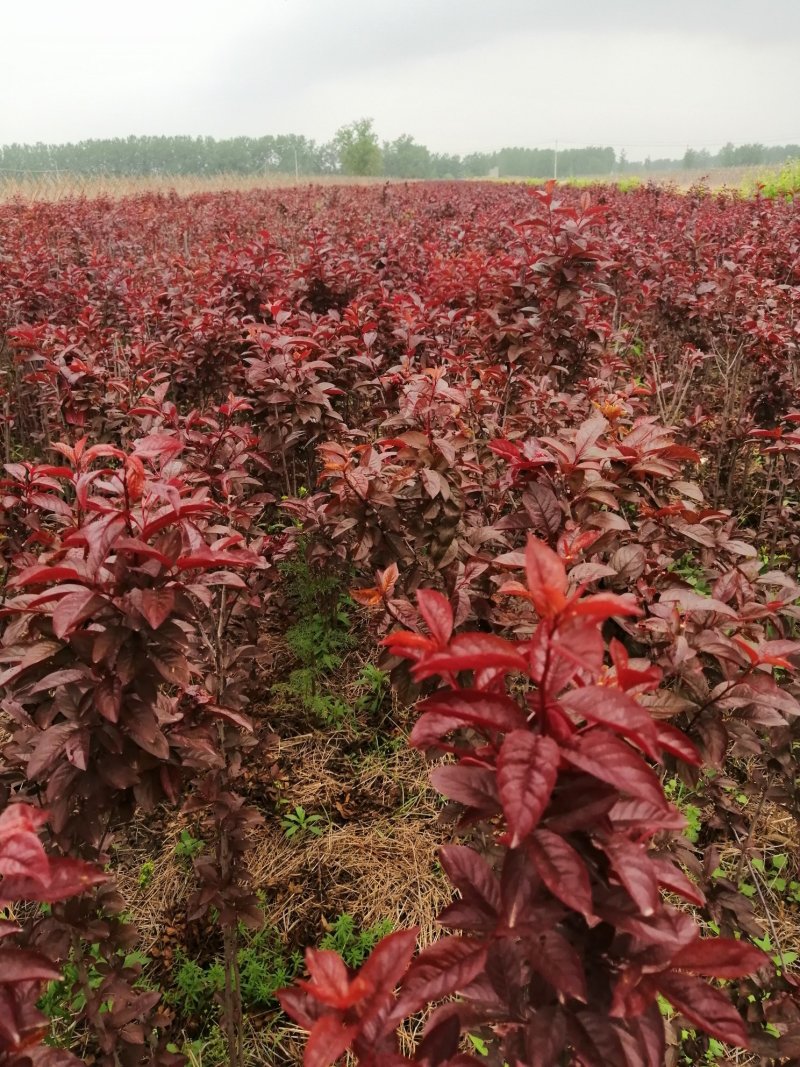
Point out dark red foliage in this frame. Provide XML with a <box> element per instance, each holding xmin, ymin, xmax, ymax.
<box><xmin>281</xmin><ymin>538</ymin><xmax>768</xmax><ymax>1065</ymax></box>
<box><xmin>2</xmin><ymin>179</ymin><xmax>800</xmax><ymax>1064</ymax></box>
<box><xmin>0</xmin><ymin>803</ymin><xmax>104</xmax><ymax>1067</ymax></box>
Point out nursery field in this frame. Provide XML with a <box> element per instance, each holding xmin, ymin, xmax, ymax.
<box><xmin>1</xmin><ymin>180</ymin><xmax>800</xmax><ymax>1067</ymax></box>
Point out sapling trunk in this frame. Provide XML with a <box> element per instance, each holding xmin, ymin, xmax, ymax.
<box><xmin>214</xmin><ymin>585</ymin><xmax>246</xmax><ymax>1067</ymax></box>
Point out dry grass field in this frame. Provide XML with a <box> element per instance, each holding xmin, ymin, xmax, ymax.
<box><xmin>0</xmin><ymin>171</ymin><xmax>387</xmax><ymax>203</ymax></box>
<box><xmin>0</xmin><ymin>164</ymin><xmax>778</xmax><ymax>204</ymax></box>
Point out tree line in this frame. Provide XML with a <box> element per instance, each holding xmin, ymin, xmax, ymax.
<box><xmin>681</xmin><ymin>142</ymin><xmax>800</xmax><ymax>169</ymax></box>
<box><xmin>1</xmin><ymin>120</ymin><xmax>797</xmax><ymax>179</ymax></box>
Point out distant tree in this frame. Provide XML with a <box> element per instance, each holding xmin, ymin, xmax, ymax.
<box><xmin>333</xmin><ymin>118</ymin><xmax>383</xmax><ymax>176</ymax></box>
<box><xmin>382</xmin><ymin>134</ymin><xmax>432</xmax><ymax>179</ymax></box>
<box><xmin>0</xmin><ymin>132</ymin><xmax>795</xmax><ymax>182</ymax></box>
<box><xmin>430</xmin><ymin>152</ymin><xmax>464</xmax><ymax>179</ymax></box>
<box><xmin>317</xmin><ymin>140</ymin><xmax>340</xmax><ymax>174</ymax></box>
<box><xmin>683</xmin><ymin>148</ymin><xmax>712</xmax><ymax>170</ymax></box>
<box><xmin>462</xmin><ymin>151</ymin><xmax>494</xmax><ymax>177</ymax></box>
<box><xmin>734</xmin><ymin>143</ymin><xmax>766</xmax><ymax>166</ymax></box>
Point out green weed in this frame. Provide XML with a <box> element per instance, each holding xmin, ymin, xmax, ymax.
<box><xmin>280</xmin><ymin>805</ymin><xmax>325</xmax><ymax>840</ymax></box>
<box><xmin>237</xmin><ymin>927</ymin><xmax>303</xmax><ymax>1010</ymax></box>
<box><xmin>742</xmin><ymin>159</ymin><xmax>800</xmax><ymax>199</ymax></box>
<box><xmin>275</xmin><ymin>545</ymin><xmax>358</xmax><ymax>725</ymax></box>
<box><xmin>467</xmin><ymin>1033</ymin><xmax>490</xmax><ymax>1055</ymax></box>
<box><xmin>40</xmin><ymin>943</ymin><xmax>153</xmax><ymax>1040</ymax></box>
<box><xmin>178</xmin><ymin>1028</ymin><xmax>228</xmax><ymax>1067</ymax></box>
<box><xmin>174</xmin><ymin>829</ymin><xmax>205</xmax><ymax>863</ymax></box>
<box><xmin>138</xmin><ymin>859</ymin><xmax>156</xmax><ymax>888</ymax></box>
<box><xmin>354</xmin><ymin>663</ymin><xmax>389</xmax><ymax>717</ymax></box>
<box><xmin>280</xmin><ymin>667</ymin><xmax>353</xmax><ymax>726</ymax></box>
<box><xmin>318</xmin><ymin>913</ymin><xmax>393</xmax><ymax>969</ymax></box>
<box><xmin>168</xmin><ymin>953</ymin><xmax>225</xmax><ymax>1021</ymax></box>
<box><xmin>666</xmin><ymin>552</ymin><xmax>711</xmax><ymax>596</ymax></box>
<box><xmin>663</xmin><ymin>776</ymin><xmax>703</xmax><ymax>844</ymax></box>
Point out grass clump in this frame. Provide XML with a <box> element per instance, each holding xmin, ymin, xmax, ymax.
<box><xmin>276</xmin><ymin>546</ymin><xmax>357</xmax><ymax>725</ymax></box>
<box><xmin>319</xmin><ymin>913</ymin><xmax>394</xmax><ymax>969</ymax></box>
<box><xmin>742</xmin><ymin>158</ymin><xmax>800</xmax><ymax>199</ymax></box>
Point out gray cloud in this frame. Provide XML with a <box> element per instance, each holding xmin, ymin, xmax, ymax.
<box><xmin>218</xmin><ymin>0</ymin><xmax>800</xmax><ymax>92</ymax></box>
<box><xmin>2</xmin><ymin>0</ymin><xmax>798</xmax><ymax>156</ymax></box>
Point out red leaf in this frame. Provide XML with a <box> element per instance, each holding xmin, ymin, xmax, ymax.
<box><xmin>497</xmin><ymin>732</ymin><xmax>560</xmax><ymax>846</ymax></box>
<box><xmin>304</xmin><ymin>1015</ymin><xmax>358</xmax><ymax>1067</ymax></box>
<box><xmin>569</xmin><ymin>593</ymin><xmax>641</xmax><ymax>620</ymax></box>
<box><xmin>0</xmin><ymin>804</ymin><xmax>48</xmax><ymax>837</ymax></box>
<box><xmin>569</xmin><ymin>1010</ymin><xmax>634</xmax><ymax>1066</ymax></box>
<box><xmin>125</xmin><ymin>709</ymin><xmax>170</xmax><ymax>760</ymax></box>
<box><xmin>0</xmin><ymin>830</ymin><xmax>49</xmax><ymax>884</ymax></box>
<box><xmin>0</xmin><ymin>857</ymin><xmax>106</xmax><ymax>905</ymax></box>
<box><xmin>0</xmin><ymin>949</ymin><xmax>61</xmax><ymax>983</ymax></box>
<box><xmin>602</xmin><ymin>835</ymin><xmax>660</xmax><ymax>916</ymax></box>
<box><xmin>653</xmin><ymin>722</ymin><xmax>702</xmax><ymax>766</ymax></box>
<box><xmin>629</xmin><ymin>1001</ymin><xmax>667</xmax><ymax>1067</ymax></box>
<box><xmin>132</xmin><ymin>433</ymin><xmax>184</xmax><ymax>460</ymax></box>
<box><xmin>655</xmin><ymin>970</ymin><xmax>750</xmax><ymax>1048</ymax></box>
<box><xmin>430</xmin><ymin>765</ymin><xmax>499</xmax><ymax>814</ymax></box>
<box><xmin>350</xmin><ymin>586</ymin><xmax>383</xmax><ymax>607</ymax></box>
<box><xmin>85</xmin><ymin>512</ymin><xmax>127</xmax><ymax>573</ymax></box>
<box><xmin>563</xmin><ymin>730</ymin><xmax>666</xmax><ymax>809</ymax></box>
<box><xmin>52</xmin><ymin>590</ymin><xmax>107</xmax><ymax>639</ymax></box>
<box><xmin>412</xmin><ymin>691</ymin><xmax>527</xmax><ymax>746</ymax></box>
<box><xmin>276</xmin><ymin>986</ymin><xmax>320</xmax><ymax>1031</ymax></box>
<box><xmin>414</xmin><ymin>633</ymin><xmax>529</xmax><ymax>678</ymax></box>
<box><xmin>114</xmin><ymin>537</ymin><xmax>174</xmax><ymax>567</ymax></box>
<box><xmin>528</xmin><ymin>929</ymin><xmax>587</xmax><ymax>1003</ymax></box>
<box><xmin>416</xmin><ymin>588</ymin><xmax>453</xmax><ymax>645</ymax></box>
<box><xmin>670</xmin><ymin>937</ymin><xmax>767</xmax><ymax>978</ymax></box>
<box><xmin>94</xmin><ymin>676</ymin><xmax>122</xmax><ymax>723</ymax></box>
<box><xmin>542</xmin><ymin>617</ymin><xmax>605</xmax><ymax>689</ymax></box>
<box><xmin>401</xmin><ymin>937</ymin><xmax>487</xmax><ymax>1006</ymax></box>
<box><xmin>414</xmin><ymin>1014</ymin><xmax>463</xmax><ymax>1065</ymax></box>
<box><xmin>357</xmin><ymin>927</ymin><xmax>419</xmax><ymax>1000</ymax></box>
<box><xmin>545</xmin><ymin>778</ymin><xmax>618</xmax><ymax>833</ymax></box>
<box><xmin>438</xmin><ymin>845</ymin><xmax>501</xmax><ymax>918</ymax></box>
<box><xmin>129</xmin><ymin>587</ymin><xmax>176</xmax><ymax>630</ymax></box>
<box><xmin>139</xmin><ymin>501</ymin><xmax>214</xmax><ymax>540</ymax></box>
<box><xmin>525</xmin><ymin>537</ymin><xmax>567</xmax><ymax>618</ymax></box>
<box><xmin>301</xmin><ymin>949</ymin><xmax>355</xmax><ymax>1009</ymax></box>
<box><xmin>203</xmin><ymin>705</ymin><xmax>254</xmax><ymax>732</ymax></box>
<box><xmin>11</xmin><ymin>565</ymin><xmax>82</xmax><ymax>588</ymax></box>
<box><xmin>497</xmin><ymin>579</ymin><xmax>531</xmax><ymax>599</ymax></box>
<box><xmin>382</xmin><ymin>631</ymin><xmax>436</xmax><ymax>654</ymax></box>
<box><xmin>26</xmin><ymin>723</ymin><xmax>80</xmax><ymax>780</ymax></box>
<box><xmin>176</xmin><ymin>548</ymin><xmax>259</xmax><ymax>571</ymax></box>
<box><xmin>124</xmin><ymin>454</ymin><xmax>146</xmax><ymax>502</ymax></box>
<box><xmin>651</xmin><ymin>858</ymin><xmax>706</xmax><ymax>907</ymax></box>
<box><xmin>659</xmin><ymin>589</ymin><xmax>738</xmax><ymax>617</ymax></box>
<box><xmin>522</xmin><ymin>1008</ymin><xmax>569</xmax><ymax>1066</ymax></box>
<box><xmin>529</xmin><ymin>829</ymin><xmax>593</xmax><ymax>919</ymax></box>
<box><xmin>151</xmin><ymin>649</ymin><xmax>191</xmax><ymax>688</ymax></box>
<box><xmin>28</xmin><ymin>668</ymin><xmax>90</xmax><ymax>694</ymax></box>
<box><xmin>64</xmin><ymin>728</ymin><xmax>90</xmax><ymax>772</ymax></box>
<box><xmin>574</xmin><ymin>416</ymin><xmax>607</xmax><ymax>460</ymax></box>
<box><xmin>522</xmin><ymin>483</ymin><xmax>562</xmax><ymax>539</ymax></box>
<box><xmin>559</xmin><ymin>686</ymin><xmax>659</xmax><ymax>759</ymax></box>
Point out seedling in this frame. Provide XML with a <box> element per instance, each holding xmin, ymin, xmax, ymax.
<box><xmin>280</xmin><ymin>806</ymin><xmax>325</xmax><ymax>839</ymax></box>
<box><xmin>175</xmin><ymin>829</ymin><xmax>206</xmax><ymax>862</ymax></box>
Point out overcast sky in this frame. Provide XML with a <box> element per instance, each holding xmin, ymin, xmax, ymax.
<box><xmin>3</xmin><ymin>0</ymin><xmax>798</xmax><ymax>159</ymax></box>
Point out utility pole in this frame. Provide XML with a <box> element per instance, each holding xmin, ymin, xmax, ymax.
<box><xmin>554</xmin><ymin>140</ymin><xmax>558</xmax><ymax>180</ymax></box>
<box><xmin>294</xmin><ymin>147</ymin><xmax>299</xmax><ymax>181</ymax></box>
